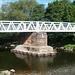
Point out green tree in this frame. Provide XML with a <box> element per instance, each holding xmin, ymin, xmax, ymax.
<box><xmin>62</xmin><ymin>3</ymin><xmax>74</xmax><ymax>22</ymax></box>
<box><xmin>31</xmin><ymin>4</ymin><xmax>45</xmax><ymax>21</ymax></box>
<box><xmin>7</xmin><ymin>10</ymin><xmax>29</xmax><ymax>20</ymax></box>
<box><xmin>1</xmin><ymin>0</ymin><xmax>38</xmax><ymax>20</ymax></box>
<box><xmin>45</xmin><ymin>0</ymin><xmax>75</xmax><ymax>22</ymax></box>
<box><xmin>73</xmin><ymin>0</ymin><xmax>75</xmax><ymax>22</ymax></box>
<box><xmin>0</xmin><ymin>11</ymin><xmax>2</xmax><ymax>20</ymax></box>
<box><xmin>45</xmin><ymin>0</ymin><xmax>64</xmax><ymax>21</ymax></box>
<box><xmin>19</xmin><ymin>0</ymin><xmax>38</xmax><ymax>20</ymax></box>
<box><xmin>73</xmin><ymin>0</ymin><xmax>75</xmax><ymax>5</ymax></box>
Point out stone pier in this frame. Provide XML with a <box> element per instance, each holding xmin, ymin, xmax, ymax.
<box><xmin>11</xmin><ymin>32</ymin><xmax>56</xmax><ymax>56</ymax></box>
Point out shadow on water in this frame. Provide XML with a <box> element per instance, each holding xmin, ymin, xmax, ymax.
<box><xmin>0</xmin><ymin>49</ymin><xmax>75</xmax><ymax>74</ymax></box>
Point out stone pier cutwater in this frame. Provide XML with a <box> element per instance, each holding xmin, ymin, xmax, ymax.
<box><xmin>11</xmin><ymin>32</ymin><xmax>56</xmax><ymax>56</ymax></box>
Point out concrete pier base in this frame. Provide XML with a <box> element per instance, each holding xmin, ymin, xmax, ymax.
<box><xmin>11</xmin><ymin>45</ymin><xmax>56</xmax><ymax>56</ymax></box>
<box><xmin>11</xmin><ymin>32</ymin><xmax>56</xmax><ymax>56</ymax></box>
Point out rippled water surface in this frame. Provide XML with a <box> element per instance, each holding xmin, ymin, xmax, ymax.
<box><xmin>0</xmin><ymin>50</ymin><xmax>75</xmax><ymax>75</ymax></box>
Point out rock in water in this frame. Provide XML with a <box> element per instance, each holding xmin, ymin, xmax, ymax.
<box><xmin>10</xmin><ymin>69</ymin><xmax>15</xmax><ymax>72</ymax></box>
<box><xmin>1</xmin><ymin>70</ymin><xmax>11</xmax><ymax>75</ymax></box>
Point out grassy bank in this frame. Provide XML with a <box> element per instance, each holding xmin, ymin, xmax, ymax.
<box><xmin>0</xmin><ymin>73</ymin><xmax>5</xmax><ymax>75</ymax></box>
<box><xmin>64</xmin><ymin>44</ymin><xmax>75</xmax><ymax>49</ymax></box>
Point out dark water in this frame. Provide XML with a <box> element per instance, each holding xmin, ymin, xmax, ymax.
<box><xmin>0</xmin><ymin>50</ymin><xmax>75</xmax><ymax>75</ymax></box>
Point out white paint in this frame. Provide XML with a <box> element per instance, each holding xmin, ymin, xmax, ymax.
<box><xmin>0</xmin><ymin>21</ymin><xmax>75</xmax><ymax>32</ymax></box>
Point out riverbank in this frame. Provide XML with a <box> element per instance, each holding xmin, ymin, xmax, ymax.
<box><xmin>0</xmin><ymin>44</ymin><xmax>17</xmax><ymax>51</ymax></box>
<box><xmin>0</xmin><ymin>73</ymin><xmax>5</xmax><ymax>75</ymax></box>
<box><xmin>0</xmin><ymin>44</ymin><xmax>75</xmax><ymax>54</ymax></box>
<box><xmin>0</xmin><ymin>69</ymin><xmax>15</xmax><ymax>75</ymax></box>
<box><xmin>53</xmin><ymin>44</ymin><xmax>75</xmax><ymax>52</ymax></box>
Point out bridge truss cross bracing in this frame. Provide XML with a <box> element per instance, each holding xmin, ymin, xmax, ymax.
<box><xmin>0</xmin><ymin>21</ymin><xmax>75</xmax><ymax>32</ymax></box>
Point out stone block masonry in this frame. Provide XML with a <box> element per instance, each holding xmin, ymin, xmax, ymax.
<box><xmin>19</xmin><ymin>32</ymin><xmax>47</xmax><ymax>46</ymax></box>
<box><xmin>11</xmin><ymin>32</ymin><xmax>56</xmax><ymax>56</ymax></box>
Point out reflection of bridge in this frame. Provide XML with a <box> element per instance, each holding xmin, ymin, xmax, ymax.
<box><xmin>0</xmin><ymin>21</ymin><xmax>75</xmax><ymax>32</ymax></box>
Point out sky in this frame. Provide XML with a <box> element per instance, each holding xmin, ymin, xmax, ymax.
<box><xmin>0</xmin><ymin>0</ymin><xmax>74</xmax><ymax>8</ymax></box>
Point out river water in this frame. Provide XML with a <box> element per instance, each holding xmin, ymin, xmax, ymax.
<box><xmin>0</xmin><ymin>50</ymin><xmax>75</xmax><ymax>75</ymax></box>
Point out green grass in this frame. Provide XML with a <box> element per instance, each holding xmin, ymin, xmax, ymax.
<box><xmin>0</xmin><ymin>73</ymin><xmax>6</xmax><ymax>75</ymax></box>
<box><xmin>64</xmin><ymin>44</ymin><xmax>75</xmax><ymax>49</ymax></box>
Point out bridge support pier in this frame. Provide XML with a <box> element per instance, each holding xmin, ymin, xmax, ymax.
<box><xmin>19</xmin><ymin>32</ymin><xmax>47</xmax><ymax>46</ymax></box>
<box><xmin>11</xmin><ymin>32</ymin><xmax>56</xmax><ymax>56</ymax></box>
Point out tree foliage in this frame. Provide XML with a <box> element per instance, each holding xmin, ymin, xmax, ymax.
<box><xmin>7</xmin><ymin>10</ymin><xmax>29</xmax><ymax>20</ymax></box>
<box><xmin>45</xmin><ymin>0</ymin><xmax>75</xmax><ymax>22</ymax></box>
<box><xmin>45</xmin><ymin>1</ymin><xmax>64</xmax><ymax>21</ymax></box>
<box><xmin>0</xmin><ymin>0</ymin><xmax>45</xmax><ymax>21</ymax></box>
<box><xmin>31</xmin><ymin>4</ymin><xmax>45</xmax><ymax>21</ymax></box>
<box><xmin>0</xmin><ymin>0</ymin><xmax>75</xmax><ymax>22</ymax></box>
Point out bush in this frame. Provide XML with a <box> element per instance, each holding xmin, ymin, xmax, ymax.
<box><xmin>64</xmin><ymin>44</ymin><xmax>75</xmax><ymax>49</ymax></box>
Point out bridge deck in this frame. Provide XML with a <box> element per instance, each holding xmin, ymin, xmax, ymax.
<box><xmin>0</xmin><ymin>21</ymin><xmax>75</xmax><ymax>32</ymax></box>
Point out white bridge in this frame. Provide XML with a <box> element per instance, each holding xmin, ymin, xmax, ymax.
<box><xmin>0</xmin><ymin>21</ymin><xmax>75</xmax><ymax>32</ymax></box>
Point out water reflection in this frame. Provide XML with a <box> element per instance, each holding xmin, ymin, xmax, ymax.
<box><xmin>1</xmin><ymin>50</ymin><xmax>75</xmax><ymax>75</ymax></box>
<box><xmin>14</xmin><ymin>51</ymin><xmax>75</xmax><ymax>75</ymax></box>
<box><xmin>15</xmin><ymin>53</ymin><xmax>55</xmax><ymax>71</ymax></box>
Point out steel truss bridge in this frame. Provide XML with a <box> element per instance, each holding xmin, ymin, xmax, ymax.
<box><xmin>0</xmin><ymin>21</ymin><xmax>75</xmax><ymax>32</ymax></box>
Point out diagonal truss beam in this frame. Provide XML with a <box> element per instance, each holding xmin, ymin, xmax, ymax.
<box><xmin>0</xmin><ymin>21</ymin><xmax>75</xmax><ymax>32</ymax></box>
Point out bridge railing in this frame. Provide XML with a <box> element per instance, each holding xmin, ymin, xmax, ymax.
<box><xmin>0</xmin><ymin>21</ymin><xmax>75</xmax><ymax>32</ymax></box>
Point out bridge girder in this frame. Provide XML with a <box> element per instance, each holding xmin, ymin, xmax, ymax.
<box><xmin>0</xmin><ymin>21</ymin><xmax>75</xmax><ymax>32</ymax></box>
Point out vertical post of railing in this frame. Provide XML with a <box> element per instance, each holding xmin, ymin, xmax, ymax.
<box><xmin>36</xmin><ymin>21</ymin><xmax>39</xmax><ymax>32</ymax></box>
<box><xmin>74</xmin><ymin>25</ymin><xmax>75</xmax><ymax>30</ymax></box>
<box><xmin>24</xmin><ymin>23</ymin><xmax>26</xmax><ymax>31</ymax></box>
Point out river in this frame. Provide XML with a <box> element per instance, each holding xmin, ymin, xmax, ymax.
<box><xmin>0</xmin><ymin>49</ymin><xmax>75</xmax><ymax>75</ymax></box>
